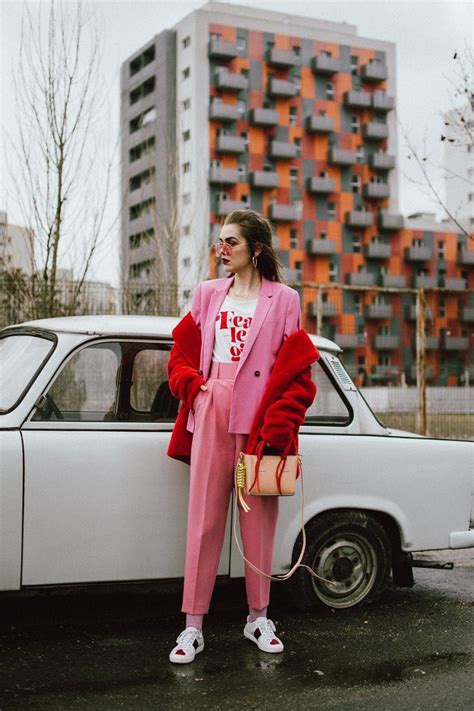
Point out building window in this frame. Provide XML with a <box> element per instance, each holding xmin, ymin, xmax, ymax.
<box><xmin>319</xmin><ymin>231</ymin><xmax>328</xmax><ymax>240</ymax></box>
<box><xmin>129</xmin><ymin>136</ymin><xmax>155</xmax><ymax>163</ymax></box>
<box><xmin>129</xmin><ymin>106</ymin><xmax>156</xmax><ymax>134</ymax></box>
<box><xmin>182</xmin><ymin>98</ymin><xmax>191</xmax><ymax>111</ymax></box>
<box><xmin>130</xmin><ymin>44</ymin><xmax>155</xmax><ymax>77</ymax></box>
<box><xmin>129</xmin><ymin>259</ymin><xmax>155</xmax><ymax>279</ymax></box>
<box><xmin>182</xmin><ymin>67</ymin><xmax>191</xmax><ymax>80</ymax></box>
<box><xmin>237</xmin><ymin>164</ymin><xmax>247</xmax><ymax>180</ymax></box>
<box><xmin>325</xmin><ymin>82</ymin><xmax>335</xmax><ymax>100</ymax></box>
<box><xmin>183</xmin><ymin>162</ymin><xmax>191</xmax><ymax>173</ymax></box>
<box><xmin>236</xmin><ymin>38</ymin><xmax>246</xmax><ymax>53</ymax></box>
<box><xmin>439</xmin><ymin>296</ymin><xmax>445</xmax><ymax>317</ymax></box>
<box><xmin>327</xmin><ymin>201</ymin><xmax>336</xmax><ymax>219</ymax></box>
<box><xmin>237</xmin><ymin>100</ymin><xmax>247</xmax><ymax>116</ymax></box>
<box><xmin>350</xmin><ymin>55</ymin><xmax>358</xmax><ymax>74</ymax></box>
<box><xmin>182</xmin><ymin>257</ymin><xmax>191</xmax><ymax>268</ymax></box>
<box><xmin>329</xmin><ymin>262</ymin><xmax>337</xmax><ymax>282</ymax></box>
<box><xmin>351</xmin><ymin>115</ymin><xmax>360</xmax><ymax>134</ymax></box>
<box><xmin>290</xmin><ymin>167</ymin><xmax>298</xmax><ymax>184</ymax></box>
<box><xmin>183</xmin><ymin>225</ymin><xmax>191</xmax><ymax>236</ymax></box>
<box><xmin>129</xmin><ymin>228</ymin><xmax>154</xmax><ymax>249</ymax></box>
<box><xmin>290</xmin><ymin>229</ymin><xmax>298</xmax><ymax>249</ymax></box>
<box><xmin>182</xmin><ymin>130</ymin><xmax>191</xmax><ymax>142</ymax></box>
<box><xmin>352</xmin><ymin>234</ymin><xmax>361</xmax><ymax>253</ymax></box>
<box><xmin>129</xmin><ymin>76</ymin><xmax>155</xmax><ymax>106</ymax></box>
<box><xmin>356</xmin><ymin>146</ymin><xmax>365</xmax><ymax>163</ymax></box>
<box><xmin>289</xmin><ymin>106</ymin><xmax>298</xmax><ymax>126</ymax></box>
<box><xmin>354</xmin><ymin>295</ymin><xmax>362</xmax><ymax>316</ymax></box>
<box><xmin>129</xmin><ymin>197</ymin><xmax>155</xmax><ymax>221</ymax></box>
<box><xmin>241</xmin><ymin>131</ymin><xmax>249</xmax><ymax>144</ymax></box>
<box><xmin>351</xmin><ymin>175</ymin><xmax>361</xmax><ymax>194</ymax></box>
<box><xmin>129</xmin><ymin>167</ymin><xmax>155</xmax><ymax>191</ymax></box>
<box><xmin>182</xmin><ymin>193</ymin><xmax>191</xmax><ymax>206</ymax></box>
<box><xmin>438</xmin><ymin>240</ymin><xmax>445</xmax><ymax>259</ymax></box>
<box><xmin>182</xmin><ymin>35</ymin><xmax>191</xmax><ymax>49</ymax></box>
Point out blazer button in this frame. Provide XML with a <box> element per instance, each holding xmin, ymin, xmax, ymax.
<box><xmin>197</xmin><ymin>369</ymin><xmax>203</xmax><ymax>375</ymax></box>
<box><xmin>254</xmin><ymin>370</ymin><xmax>260</xmax><ymax>377</ymax></box>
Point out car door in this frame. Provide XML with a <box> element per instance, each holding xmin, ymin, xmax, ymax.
<box><xmin>21</xmin><ymin>337</ymin><xmax>232</xmax><ymax>586</ymax></box>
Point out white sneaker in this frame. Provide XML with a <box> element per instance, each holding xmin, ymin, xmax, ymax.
<box><xmin>244</xmin><ymin>617</ymin><xmax>284</xmax><ymax>653</ymax></box>
<box><xmin>169</xmin><ymin>626</ymin><xmax>204</xmax><ymax>664</ymax></box>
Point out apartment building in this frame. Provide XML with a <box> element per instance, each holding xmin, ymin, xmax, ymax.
<box><xmin>0</xmin><ymin>211</ymin><xmax>34</xmax><ymax>275</ymax></box>
<box><xmin>120</xmin><ymin>1</ymin><xmax>473</xmax><ymax>385</ymax></box>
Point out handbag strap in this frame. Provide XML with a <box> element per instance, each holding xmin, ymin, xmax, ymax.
<box><xmin>233</xmin><ymin>456</ymin><xmax>336</xmax><ymax>585</ymax></box>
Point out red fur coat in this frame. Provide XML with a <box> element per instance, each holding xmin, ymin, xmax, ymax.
<box><xmin>167</xmin><ymin>312</ymin><xmax>319</xmax><ymax>464</ymax></box>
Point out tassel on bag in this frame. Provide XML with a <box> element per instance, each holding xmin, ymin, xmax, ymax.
<box><xmin>235</xmin><ymin>453</ymin><xmax>251</xmax><ymax>513</ymax></box>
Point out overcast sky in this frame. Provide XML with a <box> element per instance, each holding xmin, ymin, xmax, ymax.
<box><xmin>1</xmin><ymin>0</ymin><xmax>472</xmax><ymax>285</ymax></box>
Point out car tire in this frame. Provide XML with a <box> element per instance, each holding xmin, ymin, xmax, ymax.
<box><xmin>289</xmin><ymin>510</ymin><xmax>391</xmax><ymax>610</ymax></box>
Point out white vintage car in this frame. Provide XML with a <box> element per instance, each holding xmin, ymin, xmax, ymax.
<box><xmin>1</xmin><ymin>315</ymin><xmax>473</xmax><ymax>609</ymax></box>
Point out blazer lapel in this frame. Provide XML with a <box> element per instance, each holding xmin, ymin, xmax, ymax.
<box><xmin>202</xmin><ymin>276</ymin><xmax>235</xmax><ymax>378</ymax></box>
<box><xmin>236</xmin><ymin>277</ymin><xmax>274</xmax><ymax>375</ymax></box>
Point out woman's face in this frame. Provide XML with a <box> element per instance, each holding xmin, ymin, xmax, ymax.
<box><xmin>217</xmin><ymin>223</ymin><xmax>261</xmax><ymax>274</ymax></box>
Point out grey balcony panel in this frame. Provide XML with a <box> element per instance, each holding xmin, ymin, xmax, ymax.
<box><xmin>209</xmin><ymin>166</ymin><xmax>239</xmax><ymax>184</ymax></box>
<box><xmin>442</xmin><ymin>337</ymin><xmax>469</xmax><ymax>351</ymax></box>
<box><xmin>306</xmin><ymin>176</ymin><xmax>336</xmax><ymax>193</ymax></box>
<box><xmin>372</xmin><ymin>365</ymin><xmax>400</xmax><ymax>379</ymax></box>
<box><xmin>373</xmin><ymin>334</ymin><xmax>400</xmax><ymax>349</ymax></box>
<box><xmin>344</xmin><ymin>90</ymin><xmax>372</xmax><ymax>108</ymax></box>
<box><xmin>305</xmin><ymin>115</ymin><xmax>335</xmax><ymax>133</ymax></box>
<box><xmin>272</xmin><ymin>234</ymin><xmax>281</xmax><ymax>249</ymax></box>
<box><xmin>335</xmin><ymin>333</ymin><xmax>362</xmax><ymax>349</ymax></box>
<box><xmin>365</xmin><ymin>242</ymin><xmax>392</xmax><ymax>259</ymax></box>
<box><xmin>345</xmin><ymin>210</ymin><xmax>374</xmax><ymax>227</ymax></box>
<box><xmin>409</xmin><ymin>365</ymin><xmax>434</xmax><ymax>380</ymax></box>
<box><xmin>360</xmin><ymin>62</ymin><xmax>388</xmax><ymax>82</ymax></box>
<box><xmin>282</xmin><ymin>267</ymin><xmax>302</xmax><ymax>283</ymax></box>
<box><xmin>308</xmin><ymin>301</ymin><xmax>337</xmax><ymax>318</ymax></box>
<box><xmin>215</xmin><ymin>69</ymin><xmax>249</xmax><ymax>91</ymax></box>
<box><xmin>267</xmin><ymin>48</ymin><xmax>300</xmax><ymax>67</ymax></box>
<box><xmin>311</xmin><ymin>54</ymin><xmax>342</xmax><ymax>74</ymax></box>
<box><xmin>381</xmin><ymin>274</ymin><xmax>406</xmax><ymax>288</ymax></box>
<box><xmin>249</xmin><ymin>108</ymin><xmax>279</xmax><ymax>126</ymax></box>
<box><xmin>268</xmin><ymin>203</ymin><xmax>301</xmax><ymax>221</ymax></box>
<box><xmin>407</xmin><ymin>305</ymin><xmax>433</xmax><ymax>320</ymax></box>
<box><xmin>362</xmin><ymin>122</ymin><xmax>389</xmax><ymax>140</ymax></box>
<box><xmin>270</xmin><ymin>141</ymin><xmax>299</xmax><ymax>159</ymax></box>
<box><xmin>405</xmin><ymin>245</ymin><xmax>433</xmax><ymax>262</ymax></box>
<box><xmin>306</xmin><ymin>238</ymin><xmax>337</xmax><ymax>255</ymax></box>
<box><xmin>268</xmin><ymin>78</ymin><xmax>298</xmax><ymax>97</ymax></box>
<box><xmin>412</xmin><ymin>275</ymin><xmax>437</xmax><ymax>288</ymax></box>
<box><xmin>209</xmin><ymin>102</ymin><xmax>241</xmax><ymax>122</ymax></box>
<box><xmin>363</xmin><ymin>183</ymin><xmax>390</xmax><ymax>200</ymax></box>
<box><xmin>425</xmin><ymin>337</ymin><xmax>439</xmax><ymax>350</ymax></box>
<box><xmin>329</xmin><ymin>147</ymin><xmax>357</xmax><ymax>165</ymax></box>
<box><xmin>370</xmin><ymin>152</ymin><xmax>396</xmax><ymax>170</ymax></box>
<box><xmin>250</xmin><ymin>171</ymin><xmax>279</xmax><ymax>188</ymax></box>
<box><xmin>441</xmin><ymin>277</ymin><xmax>467</xmax><ymax>290</ymax></box>
<box><xmin>366</xmin><ymin>304</ymin><xmax>393</xmax><ymax>319</ymax></box>
<box><xmin>461</xmin><ymin>307</ymin><xmax>474</xmax><ymax>322</ymax></box>
<box><xmin>347</xmin><ymin>271</ymin><xmax>376</xmax><ymax>287</ymax></box>
<box><xmin>458</xmin><ymin>248</ymin><xmax>474</xmax><ymax>265</ymax></box>
<box><xmin>379</xmin><ymin>212</ymin><xmax>404</xmax><ymax>230</ymax></box>
<box><xmin>208</xmin><ymin>38</ymin><xmax>238</xmax><ymax>59</ymax></box>
<box><xmin>216</xmin><ymin>135</ymin><xmax>247</xmax><ymax>153</ymax></box>
<box><xmin>372</xmin><ymin>92</ymin><xmax>395</xmax><ymax>112</ymax></box>
<box><xmin>217</xmin><ymin>197</ymin><xmax>249</xmax><ymax>215</ymax></box>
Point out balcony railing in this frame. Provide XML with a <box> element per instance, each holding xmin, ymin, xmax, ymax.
<box><xmin>250</xmin><ymin>171</ymin><xmax>279</xmax><ymax>189</ymax></box>
<box><xmin>208</xmin><ymin>38</ymin><xmax>239</xmax><ymax>60</ymax></box>
<box><xmin>305</xmin><ymin>115</ymin><xmax>335</xmax><ymax>133</ymax></box>
<box><xmin>364</xmin><ymin>242</ymin><xmax>392</xmax><ymax>259</ymax></box>
<box><xmin>412</xmin><ymin>275</ymin><xmax>437</xmax><ymax>288</ymax></box>
<box><xmin>215</xmin><ymin>69</ymin><xmax>249</xmax><ymax>92</ymax></box>
<box><xmin>335</xmin><ymin>333</ymin><xmax>362</xmax><ymax>349</ymax></box>
<box><xmin>305</xmin><ymin>239</ymin><xmax>337</xmax><ymax>256</ymax></box>
<box><xmin>282</xmin><ymin>267</ymin><xmax>302</xmax><ymax>283</ymax></box>
<box><xmin>307</xmin><ymin>301</ymin><xmax>337</xmax><ymax>318</ymax></box>
<box><xmin>370</xmin><ymin>152</ymin><xmax>395</xmax><ymax>170</ymax></box>
<box><xmin>371</xmin><ymin>365</ymin><xmax>400</xmax><ymax>380</ymax></box>
<box><xmin>372</xmin><ymin>92</ymin><xmax>395</xmax><ymax>112</ymax></box>
<box><xmin>346</xmin><ymin>271</ymin><xmax>376</xmax><ymax>287</ymax></box>
<box><xmin>268</xmin><ymin>203</ymin><xmax>301</xmax><ymax>221</ymax></box>
<box><xmin>209</xmin><ymin>102</ymin><xmax>241</xmax><ymax>122</ymax></box>
<box><xmin>216</xmin><ymin>134</ymin><xmax>247</xmax><ymax>153</ymax></box>
<box><xmin>442</xmin><ymin>336</ymin><xmax>469</xmax><ymax>351</ymax></box>
<box><xmin>249</xmin><ymin>108</ymin><xmax>279</xmax><ymax>126</ymax></box>
<box><xmin>407</xmin><ymin>305</ymin><xmax>433</xmax><ymax>320</ymax></box>
<box><xmin>363</xmin><ymin>183</ymin><xmax>390</xmax><ymax>200</ymax></box>
<box><xmin>360</xmin><ymin>62</ymin><xmax>388</xmax><ymax>82</ymax></box>
<box><xmin>362</xmin><ymin>122</ymin><xmax>389</xmax><ymax>140</ymax></box>
<box><xmin>345</xmin><ymin>210</ymin><xmax>374</xmax><ymax>227</ymax></box>
<box><xmin>365</xmin><ymin>304</ymin><xmax>393</xmax><ymax>319</ymax></box>
<box><xmin>209</xmin><ymin>166</ymin><xmax>239</xmax><ymax>184</ymax></box>
<box><xmin>344</xmin><ymin>90</ymin><xmax>372</xmax><ymax>108</ymax></box>
<box><xmin>458</xmin><ymin>248</ymin><xmax>474</xmax><ymax>265</ymax></box>
<box><xmin>268</xmin><ymin>78</ymin><xmax>298</xmax><ymax>97</ymax></box>
<box><xmin>379</xmin><ymin>212</ymin><xmax>404</xmax><ymax>230</ymax></box>
<box><xmin>217</xmin><ymin>197</ymin><xmax>249</xmax><ymax>215</ymax></box>
<box><xmin>441</xmin><ymin>277</ymin><xmax>467</xmax><ymax>290</ymax></box>
<box><xmin>460</xmin><ymin>307</ymin><xmax>474</xmax><ymax>322</ymax></box>
<box><xmin>306</xmin><ymin>176</ymin><xmax>336</xmax><ymax>193</ymax></box>
<box><xmin>266</xmin><ymin>47</ymin><xmax>300</xmax><ymax>67</ymax></box>
<box><xmin>270</xmin><ymin>141</ymin><xmax>299</xmax><ymax>159</ymax></box>
<box><xmin>405</xmin><ymin>245</ymin><xmax>433</xmax><ymax>262</ymax></box>
<box><xmin>409</xmin><ymin>365</ymin><xmax>434</xmax><ymax>380</ymax></box>
<box><xmin>311</xmin><ymin>54</ymin><xmax>342</xmax><ymax>74</ymax></box>
<box><xmin>381</xmin><ymin>274</ymin><xmax>406</xmax><ymax>288</ymax></box>
<box><xmin>329</xmin><ymin>147</ymin><xmax>357</xmax><ymax>165</ymax></box>
<box><xmin>373</xmin><ymin>334</ymin><xmax>400</xmax><ymax>349</ymax></box>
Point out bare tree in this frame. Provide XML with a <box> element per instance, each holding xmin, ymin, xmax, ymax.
<box><xmin>7</xmin><ymin>0</ymin><xmax>116</xmax><ymax>318</ymax></box>
<box><xmin>401</xmin><ymin>45</ymin><xmax>474</xmax><ymax>241</ymax></box>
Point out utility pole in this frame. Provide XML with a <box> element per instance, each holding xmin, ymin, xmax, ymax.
<box><xmin>416</xmin><ymin>288</ymin><xmax>427</xmax><ymax>435</ymax></box>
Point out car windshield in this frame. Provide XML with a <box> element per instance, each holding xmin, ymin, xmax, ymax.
<box><xmin>0</xmin><ymin>333</ymin><xmax>55</xmax><ymax>412</ymax></box>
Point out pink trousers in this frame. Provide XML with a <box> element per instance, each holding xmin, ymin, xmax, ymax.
<box><xmin>182</xmin><ymin>361</ymin><xmax>279</xmax><ymax>615</ymax></box>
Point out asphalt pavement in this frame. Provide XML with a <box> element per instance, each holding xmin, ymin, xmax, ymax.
<box><xmin>0</xmin><ymin>550</ymin><xmax>473</xmax><ymax>711</ymax></box>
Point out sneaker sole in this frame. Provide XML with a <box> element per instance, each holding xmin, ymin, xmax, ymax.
<box><xmin>243</xmin><ymin>629</ymin><xmax>284</xmax><ymax>654</ymax></box>
<box><xmin>169</xmin><ymin>642</ymin><xmax>204</xmax><ymax>664</ymax></box>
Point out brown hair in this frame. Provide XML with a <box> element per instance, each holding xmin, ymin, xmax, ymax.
<box><xmin>223</xmin><ymin>210</ymin><xmax>284</xmax><ymax>282</ymax></box>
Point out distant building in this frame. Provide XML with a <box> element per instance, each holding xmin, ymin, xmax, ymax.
<box><xmin>443</xmin><ymin>104</ymin><xmax>474</xmax><ymax>227</ymax></box>
<box><xmin>0</xmin><ymin>211</ymin><xmax>34</xmax><ymax>275</ymax></box>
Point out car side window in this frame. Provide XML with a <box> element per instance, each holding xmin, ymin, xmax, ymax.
<box><xmin>305</xmin><ymin>360</ymin><xmax>351</xmax><ymax>425</ymax></box>
<box><xmin>32</xmin><ymin>340</ymin><xmax>178</xmax><ymax>423</ymax></box>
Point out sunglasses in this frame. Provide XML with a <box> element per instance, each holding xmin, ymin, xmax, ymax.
<box><xmin>213</xmin><ymin>240</ymin><xmax>247</xmax><ymax>255</ymax></box>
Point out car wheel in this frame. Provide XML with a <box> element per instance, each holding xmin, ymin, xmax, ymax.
<box><xmin>289</xmin><ymin>511</ymin><xmax>391</xmax><ymax>610</ymax></box>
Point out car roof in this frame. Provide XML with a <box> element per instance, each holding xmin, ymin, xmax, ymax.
<box><xmin>4</xmin><ymin>314</ymin><xmax>342</xmax><ymax>353</ymax></box>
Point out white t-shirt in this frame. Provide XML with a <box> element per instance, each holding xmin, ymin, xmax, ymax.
<box><xmin>212</xmin><ymin>294</ymin><xmax>258</xmax><ymax>363</ymax></box>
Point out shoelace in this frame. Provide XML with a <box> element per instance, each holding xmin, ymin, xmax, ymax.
<box><xmin>175</xmin><ymin>627</ymin><xmax>201</xmax><ymax>650</ymax></box>
<box><xmin>254</xmin><ymin>618</ymin><xmax>279</xmax><ymax>642</ymax></box>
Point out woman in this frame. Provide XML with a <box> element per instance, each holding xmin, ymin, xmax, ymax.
<box><xmin>167</xmin><ymin>209</ymin><xmax>319</xmax><ymax>664</ymax></box>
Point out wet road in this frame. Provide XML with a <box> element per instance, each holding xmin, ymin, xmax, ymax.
<box><xmin>0</xmin><ymin>550</ymin><xmax>473</xmax><ymax>710</ymax></box>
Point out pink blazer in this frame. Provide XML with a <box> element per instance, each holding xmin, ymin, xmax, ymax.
<box><xmin>186</xmin><ymin>275</ymin><xmax>301</xmax><ymax>434</ymax></box>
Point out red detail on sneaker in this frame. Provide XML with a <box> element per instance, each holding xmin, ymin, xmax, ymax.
<box><xmin>270</xmin><ymin>639</ymin><xmax>279</xmax><ymax>645</ymax></box>
<box><xmin>176</xmin><ymin>649</ymin><xmax>185</xmax><ymax>655</ymax></box>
